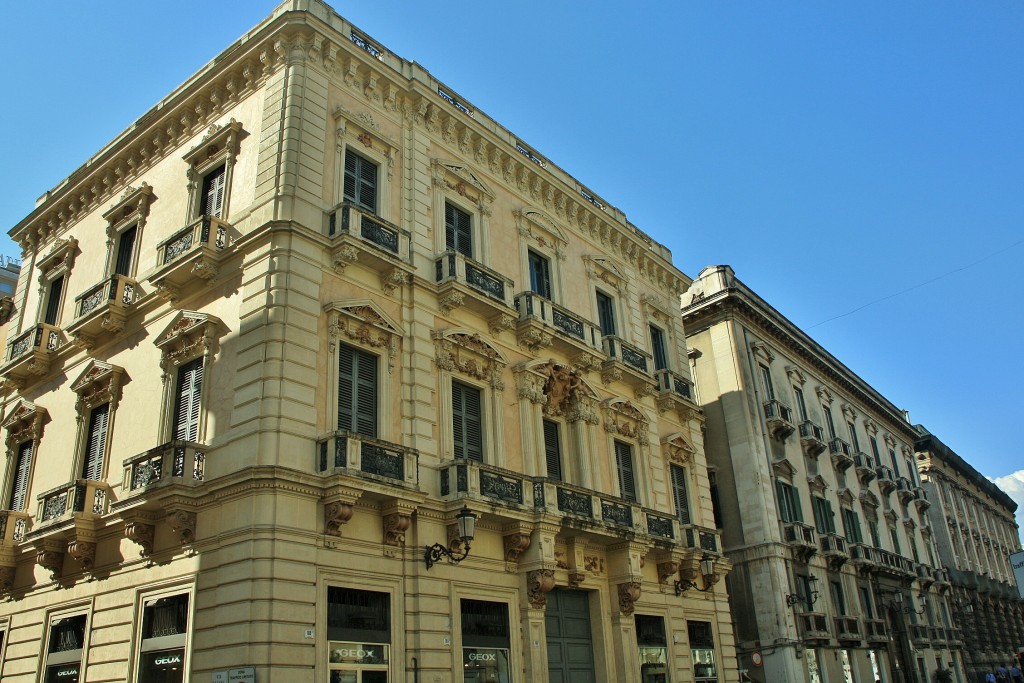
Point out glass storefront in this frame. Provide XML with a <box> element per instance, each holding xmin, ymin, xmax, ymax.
<box><xmin>688</xmin><ymin>621</ymin><xmax>718</xmax><ymax>683</ymax></box>
<box><xmin>636</xmin><ymin>615</ymin><xmax>670</xmax><ymax>683</ymax></box>
<box><xmin>461</xmin><ymin>599</ymin><xmax>511</xmax><ymax>683</ymax></box>
<box><xmin>327</xmin><ymin>588</ymin><xmax>392</xmax><ymax>682</ymax></box>
<box><xmin>44</xmin><ymin>615</ymin><xmax>87</xmax><ymax>683</ymax></box>
<box><xmin>138</xmin><ymin>594</ymin><xmax>189</xmax><ymax>683</ymax></box>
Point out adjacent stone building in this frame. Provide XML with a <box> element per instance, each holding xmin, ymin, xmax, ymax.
<box><xmin>0</xmin><ymin>1</ymin><xmax>737</xmax><ymax>681</ymax></box>
<box><xmin>914</xmin><ymin>426</ymin><xmax>1023</xmax><ymax>681</ymax></box>
<box><xmin>681</xmin><ymin>265</ymin><xmax>962</xmax><ymax>683</ymax></box>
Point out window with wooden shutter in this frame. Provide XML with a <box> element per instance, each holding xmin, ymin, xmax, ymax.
<box><xmin>452</xmin><ymin>381</ymin><xmax>483</xmax><ymax>462</ymax></box>
<box><xmin>200</xmin><ymin>164</ymin><xmax>226</xmax><ymax>218</ymax></box>
<box><xmin>527</xmin><ymin>250</ymin><xmax>552</xmax><ymax>299</ymax></box>
<box><xmin>670</xmin><ymin>463</ymin><xmax>691</xmax><ymax>525</ymax></box>
<box><xmin>542</xmin><ymin>419</ymin><xmax>562</xmax><ymax>481</ymax></box>
<box><xmin>445</xmin><ymin>202</ymin><xmax>473</xmax><ymax>257</ymax></box>
<box><xmin>172</xmin><ymin>358</ymin><xmax>204</xmax><ymax>442</ymax></box>
<box><xmin>44</xmin><ymin>274</ymin><xmax>64</xmax><ymax>326</ymax></box>
<box><xmin>776</xmin><ymin>480</ymin><xmax>802</xmax><ymax>523</ymax></box>
<box><xmin>81</xmin><ymin>403</ymin><xmax>109</xmax><ymax>481</ymax></box>
<box><xmin>114</xmin><ymin>225</ymin><xmax>137</xmax><ymax>277</ymax></box>
<box><xmin>650</xmin><ymin>326</ymin><xmax>668</xmax><ymax>371</ymax></box>
<box><xmin>812</xmin><ymin>496</ymin><xmax>836</xmax><ymax>534</ymax></box>
<box><xmin>344</xmin><ymin>150</ymin><xmax>378</xmax><ymax>212</ymax></box>
<box><xmin>596</xmin><ymin>291</ymin><xmax>616</xmax><ymax>337</ymax></box>
<box><xmin>337</xmin><ymin>343</ymin><xmax>378</xmax><ymax>437</ymax></box>
<box><xmin>9</xmin><ymin>441</ymin><xmax>33</xmax><ymax>511</ymax></box>
<box><xmin>614</xmin><ymin>440</ymin><xmax>636</xmax><ymax>502</ymax></box>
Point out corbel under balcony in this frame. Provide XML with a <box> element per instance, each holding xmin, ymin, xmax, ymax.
<box><xmin>848</xmin><ymin>542</ymin><xmax>878</xmax><ymax>574</ymax></box>
<box><xmin>434</xmin><ymin>250</ymin><xmax>515</xmax><ymax>319</ymax></box>
<box><xmin>864</xmin><ymin>618</ymin><xmax>889</xmax><ymax>644</ymax></box>
<box><xmin>653</xmin><ymin>370</ymin><xmax>702</xmax><ymax>421</ymax></box>
<box><xmin>326</xmin><ymin>203</ymin><xmax>414</xmax><ymax>295</ymax></box>
<box><xmin>875</xmin><ymin>465</ymin><xmax>897</xmax><ymax>494</ymax></box>
<box><xmin>150</xmin><ymin>215</ymin><xmax>233</xmax><ymax>302</ymax></box>
<box><xmin>783</xmin><ymin>521</ymin><xmax>817</xmax><ymax>561</ymax></box>
<box><xmin>0</xmin><ymin>323</ymin><xmax>64</xmax><ymax>391</ymax></box>
<box><xmin>66</xmin><ymin>274</ymin><xmax>140</xmax><ymax>350</ymax></box>
<box><xmin>834</xmin><ymin>615</ymin><xmax>862</xmax><ymax>643</ymax></box>
<box><xmin>797</xmin><ymin>611</ymin><xmax>831</xmax><ymax>642</ymax></box>
<box><xmin>896</xmin><ymin>477</ymin><xmax>915</xmax><ymax>504</ymax></box>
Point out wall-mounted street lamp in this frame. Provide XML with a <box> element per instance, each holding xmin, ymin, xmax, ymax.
<box><xmin>675</xmin><ymin>555</ymin><xmax>717</xmax><ymax>595</ymax></box>
<box><xmin>424</xmin><ymin>506</ymin><xmax>477</xmax><ymax>570</ymax></box>
<box><xmin>785</xmin><ymin>575</ymin><xmax>820</xmax><ymax>607</ymax></box>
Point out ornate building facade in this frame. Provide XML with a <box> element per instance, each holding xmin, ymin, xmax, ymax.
<box><xmin>914</xmin><ymin>426</ymin><xmax>1023</xmax><ymax>681</ymax></box>
<box><xmin>681</xmin><ymin>266</ymin><xmax>962</xmax><ymax>683</ymax></box>
<box><xmin>0</xmin><ymin>1</ymin><xmax>736</xmax><ymax>681</ymax></box>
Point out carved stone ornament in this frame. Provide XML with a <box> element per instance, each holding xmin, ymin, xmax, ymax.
<box><xmin>2</xmin><ymin>400</ymin><xmax>47</xmax><ymax>452</ymax></box>
<box><xmin>807</xmin><ymin>474</ymin><xmax>829</xmax><ymax>494</ymax></box>
<box><xmin>514</xmin><ymin>208</ymin><xmax>568</xmax><ymax>259</ymax></box>
<box><xmin>36</xmin><ymin>237</ymin><xmax>79</xmax><ymax>283</ymax></box>
<box><xmin>326</xmin><ymin>302</ymin><xmax>401</xmax><ymax>373</ymax></box>
<box><xmin>488</xmin><ymin>313</ymin><xmax>516</xmax><ymax>335</ymax></box>
<box><xmin>540</xmin><ymin>359</ymin><xmax>587</xmax><ymax>417</ymax></box>
<box><xmin>182</xmin><ymin>118</ymin><xmax>243</xmax><ymax>168</ymax></box>
<box><xmin>0</xmin><ymin>565</ymin><xmax>14</xmax><ymax>592</ymax></box>
<box><xmin>640</xmin><ymin>293</ymin><xmax>674</xmax><ymax>325</ymax></box>
<box><xmin>433</xmin><ymin>330</ymin><xmax>506</xmax><ymax>390</ymax></box>
<box><xmin>657</xmin><ymin>561</ymin><xmax>680</xmax><ymax>584</ymax></box>
<box><xmin>67</xmin><ymin>540</ymin><xmax>97</xmax><ymax>571</ymax></box>
<box><xmin>324</xmin><ymin>501</ymin><xmax>354</xmax><ymax>537</ymax></box>
<box><xmin>583</xmin><ymin>555</ymin><xmax>605</xmax><ymax>574</ymax></box>
<box><xmin>750</xmin><ymin>341</ymin><xmax>775</xmax><ymax>364</ymax></box>
<box><xmin>602</xmin><ymin>399</ymin><xmax>649</xmax><ymax>442</ymax></box>
<box><xmin>816</xmin><ymin>386</ymin><xmax>834</xmax><ymax>405</ymax></box>
<box><xmin>156</xmin><ymin>311</ymin><xmax>222</xmax><ymax>375</ymax></box>
<box><xmin>568</xmin><ymin>571</ymin><xmax>586</xmax><ymax>588</ymax></box>
<box><xmin>335</xmin><ymin>106</ymin><xmax>397</xmax><ymax>180</ymax></box>
<box><xmin>662</xmin><ymin>433</ymin><xmax>696</xmax><ymax>465</ymax></box>
<box><xmin>513</xmin><ymin>364</ymin><xmax>547</xmax><ymax>405</ymax></box>
<box><xmin>527</xmin><ymin>569</ymin><xmax>555</xmax><ymax>609</ymax></box>
<box><xmin>125</xmin><ymin>521</ymin><xmax>156</xmax><ymax>557</ymax></box>
<box><xmin>0</xmin><ymin>296</ymin><xmax>15</xmax><ymax>326</ymax></box>
<box><xmin>36</xmin><ymin>548</ymin><xmax>64</xmax><ymax>580</ymax></box>
<box><xmin>381</xmin><ymin>267</ymin><xmax>411</xmax><ymax>296</ymax></box>
<box><xmin>167</xmin><ymin>510</ymin><xmax>197</xmax><ymax>546</ymax></box>
<box><xmin>71</xmin><ymin>361</ymin><xmax>124</xmax><ymax>415</ymax></box>
<box><xmin>617</xmin><ymin>581</ymin><xmax>642</xmax><ymax>616</ymax></box>
<box><xmin>584</xmin><ymin>256</ymin><xmax>627</xmax><ymax>294</ymax></box>
<box><xmin>102</xmin><ymin>182</ymin><xmax>153</xmax><ymax>232</ymax></box>
<box><xmin>786</xmin><ymin>366</ymin><xmax>807</xmax><ymax>386</ymax></box>
<box><xmin>503</xmin><ymin>532</ymin><xmax>531</xmax><ymax>563</ymax></box>
<box><xmin>383</xmin><ymin>512</ymin><xmax>410</xmax><ymax>546</ymax></box>
<box><xmin>431</xmin><ymin>159</ymin><xmax>494</xmax><ymax>210</ymax></box>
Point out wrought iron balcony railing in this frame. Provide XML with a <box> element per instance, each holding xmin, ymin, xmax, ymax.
<box><xmin>434</xmin><ymin>250</ymin><xmax>515</xmax><ymax>312</ymax></box>
<box><xmin>123</xmin><ymin>441</ymin><xmax>207</xmax><ymax>493</ymax></box>
<box><xmin>763</xmin><ymin>400</ymin><xmax>795</xmax><ymax>439</ymax></box>
<box><xmin>327</xmin><ymin>203</ymin><xmax>408</xmax><ymax>259</ymax></box>
<box><xmin>5</xmin><ymin>323</ymin><xmax>61</xmax><ymax>363</ymax></box>
<box><xmin>37</xmin><ymin>479</ymin><xmax>110</xmax><ymax>524</ymax></box>
<box><xmin>799</xmin><ymin>421</ymin><xmax>826</xmax><ymax>457</ymax></box>
<box><xmin>317</xmin><ymin>431</ymin><xmax>419</xmax><ymax>489</ymax></box>
<box><xmin>513</xmin><ymin>291</ymin><xmax>603</xmax><ymax>354</ymax></box>
<box><xmin>654</xmin><ymin>369</ymin><xmax>692</xmax><ymax>399</ymax></box>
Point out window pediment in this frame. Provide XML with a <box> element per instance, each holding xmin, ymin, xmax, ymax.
<box><xmin>661</xmin><ymin>432</ymin><xmax>696</xmax><ymax>465</ymax></box>
<box><xmin>182</xmin><ymin>119</ymin><xmax>243</xmax><ymax>171</ymax></box>
<box><xmin>816</xmin><ymin>386</ymin><xmax>833</xmax><ymax>405</ymax></box>
<box><xmin>335</xmin><ymin>106</ymin><xmax>397</xmax><ymax>180</ymax></box>
<box><xmin>102</xmin><ymin>183</ymin><xmax>153</xmax><ymax>233</ymax></box>
<box><xmin>432</xmin><ymin>159</ymin><xmax>493</xmax><ymax>208</ymax></box>
<box><xmin>326</xmin><ymin>301</ymin><xmax>402</xmax><ymax>372</ymax></box>
<box><xmin>750</xmin><ymin>341</ymin><xmax>775</xmax><ymax>364</ymax></box>
<box><xmin>841</xmin><ymin>403</ymin><xmax>857</xmax><ymax>421</ymax></box>
<box><xmin>37</xmin><ymin>237</ymin><xmax>78</xmax><ymax>282</ymax></box>
<box><xmin>515</xmin><ymin>208</ymin><xmax>567</xmax><ymax>258</ymax></box>
<box><xmin>156</xmin><ymin>311</ymin><xmax>223</xmax><ymax>372</ymax></box>
<box><xmin>602</xmin><ymin>398</ymin><xmax>649</xmax><ymax>442</ymax></box>
<box><xmin>2</xmin><ymin>399</ymin><xmax>47</xmax><ymax>448</ymax></box>
<box><xmin>640</xmin><ymin>293</ymin><xmax>675</xmax><ymax>325</ymax></box>
<box><xmin>863</xmin><ymin>418</ymin><xmax>878</xmax><ymax>435</ymax></box>
<box><xmin>837</xmin><ymin>488</ymin><xmax>855</xmax><ymax>506</ymax></box>
<box><xmin>860</xmin><ymin>490</ymin><xmax>880</xmax><ymax>510</ymax></box>
<box><xmin>773</xmin><ymin>457</ymin><xmax>797</xmax><ymax>480</ymax></box>
<box><xmin>71</xmin><ymin>361</ymin><xmax>124</xmax><ymax>413</ymax></box>
<box><xmin>883</xmin><ymin>509</ymin><xmax>898</xmax><ymax>525</ymax></box>
<box><xmin>432</xmin><ymin>329</ymin><xmax>506</xmax><ymax>390</ymax></box>
<box><xmin>786</xmin><ymin>366</ymin><xmax>806</xmax><ymax>386</ymax></box>
<box><xmin>883</xmin><ymin>432</ymin><xmax>897</xmax><ymax>448</ymax></box>
<box><xmin>584</xmin><ymin>256</ymin><xmax>627</xmax><ymax>294</ymax></box>
<box><xmin>807</xmin><ymin>474</ymin><xmax>829</xmax><ymax>494</ymax></box>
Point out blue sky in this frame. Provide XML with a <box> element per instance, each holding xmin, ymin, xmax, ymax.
<box><xmin>2</xmin><ymin>2</ymin><xmax>1022</xmax><ymax>529</ymax></box>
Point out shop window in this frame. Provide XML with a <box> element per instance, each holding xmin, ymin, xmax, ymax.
<box><xmin>460</xmin><ymin>599</ymin><xmax>511</xmax><ymax>683</ymax></box>
<box><xmin>137</xmin><ymin>594</ymin><xmax>189</xmax><ymax>683</ymax></box>
<box><xmin>687</xmin><ymin>620</ymin><xmax>717</xmax><ymax>683</ymax></box>
<box><xmin>327</xmin><ymin>587</ymin><xmax>391</xmax><ymax>683</ymax></box>
<box><xmin>636</xmin><ymin>615</ymin><xmax>670</xmax><ymax>683</ymax></box>
<box><xmin>44</xmin><ymin>614</ymin><xmax>87</xmax><ymax>683</ymax></box>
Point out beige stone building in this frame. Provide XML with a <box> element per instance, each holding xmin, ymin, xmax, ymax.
<box><xmin>681</xmin><ymin>266</ymin><xmax>962</xmax><ymax>683</ymax></box>
<box><xmin>0</xmin><ymin>1</ymin><xmax>737</xmax><ymax>681</ymax></box>
<box><xmin>914</xmin><ymin>426</ymin><xmax>1023</xmax><ymax>680</ymax></box>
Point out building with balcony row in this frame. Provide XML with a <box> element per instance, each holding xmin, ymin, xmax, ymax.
<box><xmin>914</xmin><ymin>427</ymin><xmax>1024</xmax><ymax>681</ymax></box>
<box><xmin>0</xmin><ymin>1</ymin><xmax>737</xmax><ymax>681</ymax></box>
<box><xmin>681</xmin><ymin>265</ymin><xmax>965</xmax><ymax>683</ymax></box>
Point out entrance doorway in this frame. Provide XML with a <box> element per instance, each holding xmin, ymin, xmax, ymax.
<box><xmin>545</xmin><ymin>590</ymin><xmax>596</xmax><ymax>683</ymax></box>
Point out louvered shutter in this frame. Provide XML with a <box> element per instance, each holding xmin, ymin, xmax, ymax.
<box><xmin>670</xmin><ymin>464</ymin><xmax>691</xmax><ymax>525</ymax></box>
<box><xmin>445</xmin><ymin>203</ymin><xmax>472</xmax><ymax>257</ymax></box>
<box><xmin>338</xmin><ymin>344</ymin><xmax>378</xmax><ymax>437</ymax></box>
<box><xmin>44</xmin><ymin>275</ymin><xmax>64</xmax><ymax>325</ymax></box>
<box><xmin>114</xmin><ymin>225</ymin><xmax>137</xmax><ymax>277</ymax></box>
<box><xmin>343</xmin><ymin>150</ymin><xmax>358</xmax><ymax>204</ymax></box>
<box><xmin>452</xmin><ymin>382</ymin><xmax>483</xmax><ymax>462</ymax></box>
<box><xmin>173</xmin><ymin>358</ymin><xmax>204</xmax><ymax>442</ymax></box>
<box><xmin>344</xmin><ymin>151</ymin><xmax>378</xmax><ymax>212</ymax></box>
<box><xmin>614</xmin><ymin>441</ymin><xmax>636</xmax><ymax>502</ymax></box>
<box><xmin>542</xmin><ymin>419</ymin><xmax>562</xmax><ymax>481</ymax></box>
<box><xmin>596</xmin><ymin>291</ymin><xmax>616</xmax><ymax>336</ymax></box>
<box><xmin>528</xmin><ymin>251</ymin><xmax>552</xmax><ymax>299</ymax></box>
<box><xmin>81</xmin><ymin>403</ymin><xmax>109</xmax><ymax>481</ymax></box>
<box><xmin>10</xmin><ymin>441</ymin><xmax>33</xmax><ymax>511</ymax></box>
<box><xmin>201</xmin><ymin>165</ymin><xmax>226</xmax><ymax>218</ymax></box>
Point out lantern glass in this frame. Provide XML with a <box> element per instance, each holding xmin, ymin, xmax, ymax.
<box><xmin>457</xmin><ymin>507</ymin><xmax>477</xmax><ymax>542</ymax></box>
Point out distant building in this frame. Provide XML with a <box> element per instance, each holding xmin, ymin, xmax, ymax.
<box><xmin>914</xmin><ymin>426</ymin><xmax>1024</xmax><ymax>680</ymax></box>
<box><xmin>682</xmin><ymin>265</ymin><xmax>963</xmax><ymax>683</ymax></box>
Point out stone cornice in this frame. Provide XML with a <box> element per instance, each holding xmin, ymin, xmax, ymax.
<box><xmin>682</xmin><ymin>286</ymin><xmax>918</xmax><ymax>442</ymax></box>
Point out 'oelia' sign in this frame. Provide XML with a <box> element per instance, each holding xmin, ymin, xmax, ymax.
<box><xmin>1011</xmin><ymin>550</ymin><xmax>1024</xmax><ymax>600</ymax></box>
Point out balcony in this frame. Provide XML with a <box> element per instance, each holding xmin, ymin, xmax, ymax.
<box><xmin>799</xmin><ymin>421</ymin><xmax>826</xmax><ymax>457</ymax></box>
<box><xmin>600</xmin><ymin>335</ymin><xmax>656</xmax><ymax>392</ymax></box>
<box><xmin>763</xmin><ymin>400</ymin><xmax>795</xmax><ymax>440</ymax></box>
<box><xmin>0</xmin><ymin>511</ymin><xmax>29</xmax><ymax>590</ymax></box>
<box><xmin>947</xmin><ymin>627</ymin><xmax>963</xmax><ymax>646</ymax></box>
<box><xmin>783</xmin><ymin>521</ymin><xmax>817</xmax><ymax>560</ymax></box>
<box><xmin>896</xmin><ymin>477</ymin><xmax>915</xmax><ymax>504</ymax></box>
<box><xmin>854</xmin><ymin>453</ymin><xmax>876</xmax><ymax>483</ymax></box>
<box><xmin>327</xmin><ymin>204</ymin><xmax>413</xmax><ymax>290</ymax></box>
<box><xmin>434</xmin><ymin>250</ymin><xmax>515</xmax><ymax>320</ymax></box>
<box><xmin>27</xmin><ymin>479</ymin><xmax>112</xmax><ymax>575</ymax></box>
<box><xmin>121</xmin><ymin>441</ymin><xmax>207</xmax><ymax>502</ymax></box>
<box><xmin>909</xmin><ymin>623</ymin><xmax>930</xmax><ymax>648</ymax></box>
<box><xmin>151</xmin><ymin>215</ymin><xmax>232</xmax><ymax>299</ymax></box>
<box><xmin>37</xmin><ymin>479</ymin><xmax>111</xmax><ymax>525</ymax></box>
<box><xmin>829</xmin><ymin>438</ymin><xmax>855</xmax><ymax>472</ymax></box>
<box><xmin>834</xmin><ymin>616</ymin><xmax>862</xmax><ymax>642</ymax></box>
<box><xmin>874</xmin><ymin>548</ymin><xmax>916</xmax><ymax>580</ymax></box>
<box><xmin>820</xmin><ymin>532</ymin><xmax>849</xmax><ymax>569</ymax></box>
<box><xmin>875</xmin><ymin>465</ymin><xmax>896</xmax><ymax>494</ymax></box>
<box><xmin>912</xmin><ymin>486</ymin><xmax>930</xmax><ymax>512</ymax></box>
<box><xmin>915</xmin><ymin>563</ymin><xmax>935</xmax><ymax>588</ymax></box>
<box><xmin>513</xmin><ymin>291</ymin><xmax>603</xmax><ymax>356</ymax></box>
<box><xmin>849</xmin><ymin>542</ymin><xmax>877</xmax><ymax>573</ymax></box>
<box><xmin>797</xmin><ymin>612</ymin><xmax>830</xmax><ymax>641</ymax></box>
<box><xmin>1</xmin><ymin>323</ymin><xmax>63</xmax><ymax>389</ymax></box>
<box><xmin>931</xmin><ymin>627</ymin><xmax>947</xmax><ymax>646</ymax></box>
<box><xmin>317</xmin><ymin>432</ymin><xmax>419</xmax><ymax>494</ymax></box>
<box><xmin>864</xmin><ymin>618</ymin><xmax>888</xmax><ymax>644</ymax></box>
<box><xmin>66</xmin><ymin>275</ymin><xmax>140</xmax><ymax>349</ymax></box>
<box><xmin>681</xmin><ymin>524</ymin><xmax>720</xmax><ymax>553</ymax></box>
<box><xmin>933</xmin><ymin>566</ymin><xmax>951</xmax><ymax>591</ymax></box>
<box><xmin>653</xmin><ymin>369</ymin><xmax>699</xmax><ymax>418</ymax></box>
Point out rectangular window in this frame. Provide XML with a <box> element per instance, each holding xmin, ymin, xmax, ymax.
<box><xmin>9</xmin><ymin>441</ymin><xmax>33</xmax><ymax>511</ymax></box>
<box><xmin>81</xmin><ymin>403</ymin><xmax>109</xmax><ymax>481</ymax></box>
<box><xmin>812</xmin><ymin>496</ymin><xmax>835</xmax><ymax>534</ymax></box>
<box><xmin>461</xmin><ymin>599</ymin><xmax>511</xmax><ymax>683</ymax></box>
<box><xmin>823</xmin><ymin>406</ymin><xmax>836</xmax><ymax>439</ymax></box>
<box><xmin>344</xmin><ymin>150</ymin><xmax>378</xmax><ymax>212</ymax></box>
<box><xmin>172</xmin><ymin>358</ymin><xmax>203</xmax><ymax>442</ymax></box>
<box><xmin>338</xmin><ymin>344</ymin><xmax>378</xmax><ymax>437</ymax></box>
<box><xmin>527</xmin><ymin>250</ymin><xmax>552</xmax><ymax>299</ymax></box>
<box><xmin>444</xmin><ymin>202</ymin><xmax>472</xmax><ymax>257</ymax></box>
<box><xmin>841</xmin><ymin>508</ymin><xmax>863</xmax><ymax>543</ymax></box>
<box><xmin>758</xmin><ymin>365</ymin><xmax>775</xmax><ymax>400</ymax></box>
<box><xmin>776</xmin><ymin>480</ymin><xmax>802</xmax><ymax>523</ymax></box>
<box><xmin>138</xmin><ymin>594</ymin><xmax>189</xmax><ymax>683</ymax></box>
<box><xmin>542</xmin><ymin>419</ymin><xmax>562</xmax><ymax>481</ymax></box>
<box><xmin>452</xmin><ymin>381</ymin><xmax>483</xmax><ymax>462</ymax></box>
<box><xmin>870</xmin><ymin>436</ymin><xmax>881</xmax><ymax>461</ymax></box>
<box><xmin>830</xmin><ymin>580</ymin><xmax>847</xmax><ymax>615</ymax></box>
<box><xmin>847</xmin><ymin>422</ymin><xmax>860</xmax><ymax>452</ymax></box>
<box><xmin>793</xmin><ymin>387</ymin><xmax>808</xmax><ymax>421</ymax></box>
<box><xmin>670</xmin><ymin>463</ymin><xmax>691</xmax><ymax>525</ymax></box>
<box><xmin>889</xmin><ymin>527</ymin><xmax>901</xmax><ymax>554</ymax></box>
<box><xmin>45</xmin><ymin>615</ymin><xmax>86</xmax><ymax>683</ymax></box>
<box><xmin>199</xmin><ymin>164</ymin><xmax>226</xmax><ymax>218</ymax></box>
<box><xmin>650</xmin><ymin>326</ymin><xmax>668</xmax><ymax>371</ymax></box>
<box><xmin>327</xmin><ymin>587</ymin><xmax>391</xmax><ymax>681</ymax></box>
<box><xmin>868</xmin><ymin>521</ymin><xmax>880</xmax><ymax>547</ymax></box>
<box><xmin>614</xmin><ymin>441</ymin><xmax>637</xmax><ymax>502</ymax></box>
<box><xmin>635</xmin><ymin>615</ymin><xmax>670</xmax><ymax>683</ymax></box>
<box><xmin>888</xmin><ymin>448</ymin><xmax>900</xmax><ymax>475</ymax></box>
<box><xmin>114</xmin><ymin>224</ymin><xmax>138</xmax><ymax>277</ymax></box>
<box><xmin>44</xmin><ymin>274</ymin><xmax>64</xmax><ymax>326</ymax></box>
<box><xmin>596</xmin><ymin>291</ymin><xmax>616</xmax><ymax>337</ymax></box>
<box><xmin>688</xmin><ymin>621</ymin><xmax>717</xmax><ymax>683</ymax></box>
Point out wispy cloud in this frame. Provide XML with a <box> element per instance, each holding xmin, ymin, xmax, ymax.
<box><xmin>990</xmin><ymin>470</ymin><xmax>1024</xmax><ymax>545</ymax></box>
